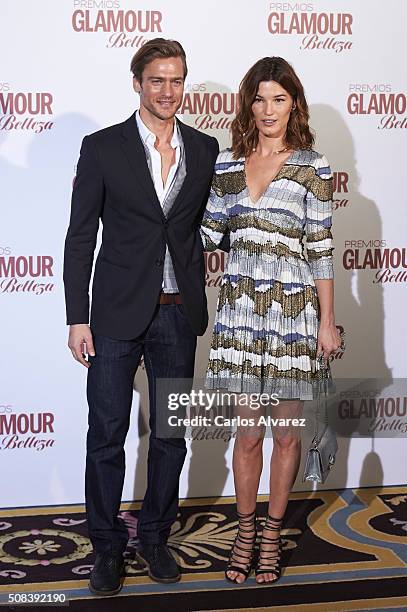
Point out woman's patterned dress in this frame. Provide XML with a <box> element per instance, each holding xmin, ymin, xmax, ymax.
<box><xmin>200</xmin><ymin>148</ymin><xmax>334</xmax><ymax>400</ymax></box>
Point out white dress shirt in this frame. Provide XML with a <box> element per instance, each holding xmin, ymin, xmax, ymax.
<box><xmin>136</xmin><ymin>110</ymin><xmax>181</xmax><ymax>204</ymax></box>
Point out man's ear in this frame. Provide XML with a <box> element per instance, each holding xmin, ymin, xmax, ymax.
<box><xmin>133</xmin><ymin>77</ymin><xmax>141</xmax><ymax>94</ymax></box>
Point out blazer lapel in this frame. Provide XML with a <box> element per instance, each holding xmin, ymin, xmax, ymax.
<box><xmin>120</xmin><ymin>114</ymin><xmax>164</xmax><ymax>218</ymax></box>
<box><xmin>167</xmin><ymin>119</ymin><xmax>200</xmax><ymax>219</ymax></box>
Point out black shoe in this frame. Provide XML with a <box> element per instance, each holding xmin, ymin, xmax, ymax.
<box><xmin>225</xmin><ymin>509</ymin><xmax>256</xmax><ymax>584</ymax></box>
<box><xmin>89</xmin><ymin>550</ymin><xmax>125</xmax><ymax>596</ymax></box>
<box><xmin>136</xmin><ymin>543</ymin><xmax>180</xmax><ymax>583</ymax></box>
<box><xmin>255</xmin><ymin>514</ymin><xmax>284</xmax><ymax>585</ymax></box>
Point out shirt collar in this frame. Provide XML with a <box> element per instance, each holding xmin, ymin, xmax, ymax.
<box><xmin>135</xmin><ymin>110</ymin><xmax>180</xmax><ymax>148</ymax></box>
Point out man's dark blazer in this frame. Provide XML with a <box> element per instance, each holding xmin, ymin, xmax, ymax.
<box><xmin>63</xmin><ymin>114</ymin><xmax>219</xmax><ymax>340</ymax></box>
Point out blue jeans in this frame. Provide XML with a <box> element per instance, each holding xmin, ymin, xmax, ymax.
<box><xmin>85</xmin><ymin>304</ymin><xmax>197</xmax><ymax>553</ymax></box>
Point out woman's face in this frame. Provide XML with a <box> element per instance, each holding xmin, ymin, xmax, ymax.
<box><xmin>251</xmin><ymin>80</ymin><xmax>294</xmax><ymax>142</ymax></box>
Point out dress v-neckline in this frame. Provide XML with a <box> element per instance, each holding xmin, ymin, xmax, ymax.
<box><xmin>244</xmin><ymin>150</ymin><xmax>296</xmax><ymax>205</ymax></box>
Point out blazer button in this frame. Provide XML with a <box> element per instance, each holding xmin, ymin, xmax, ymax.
<box><xmin>155</xmin><ymin>259</ymin><xmax>164</xmax><ymax>266</ymax></box>
<box><xmin>162</xmin><ymin>219</ymin><xmax>169</xmax><ymax>228</ymax></box>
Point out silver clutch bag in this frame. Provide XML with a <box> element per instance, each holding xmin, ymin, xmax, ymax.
<box><xmin>302</xmin><ymin>423</ymin><xmax>338</xmax><ymax>484</ymax></box>
<box><xmin>302</xmin><ymin>354</ymin><xmax>339</xmax><ymax>484</ymax></box>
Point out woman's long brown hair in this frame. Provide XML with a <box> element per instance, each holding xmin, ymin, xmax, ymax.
<box><xmin>231</xmin><ymin>57</ymin><xmax>314</xmax><ymax>159</ymax></box>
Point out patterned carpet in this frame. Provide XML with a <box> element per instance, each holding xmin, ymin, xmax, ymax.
<box><xmin>0</xmin><ymin>486</ymin><xmax>407</xmax><ymax>611</ymax></box>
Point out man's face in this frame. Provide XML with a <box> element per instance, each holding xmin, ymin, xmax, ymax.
<box><xmin>133</xmin><ymin>56</ymin><xmax>185</xmax><ymax>121</ymax></box>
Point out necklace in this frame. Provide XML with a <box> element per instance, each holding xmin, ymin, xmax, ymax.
<box><xmin>252</xmin><ymin>146</ymin><xmax>290</xmax><ymax>155</ymax></box>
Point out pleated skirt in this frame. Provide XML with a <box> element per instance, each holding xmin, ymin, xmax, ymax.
<box><xmin>205</xmin><ymin>247</ymin><xmax>327</xmax><ymax>400</ymax></box>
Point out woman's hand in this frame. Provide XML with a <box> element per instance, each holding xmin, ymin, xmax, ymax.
<box><xmin>317</xmin><ymin>323</ymin><xmax>341</xmax><ymax>360</ymax></box>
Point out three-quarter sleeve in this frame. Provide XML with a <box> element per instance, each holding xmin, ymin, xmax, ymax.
<box><xmin>200</xmin><ymin>167</ymin><xmax>229</xmax><ymax>252</ymax></box>
<box><xmin>305</xmin><ymin>154</ymin><xmax>334</xmax><ymax>279</ymax></box>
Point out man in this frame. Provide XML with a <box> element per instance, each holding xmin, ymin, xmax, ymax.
<box><xmin>63</xmin><ymin>38</ymin><xmax>220</xmax><ymax>596</ymax></box>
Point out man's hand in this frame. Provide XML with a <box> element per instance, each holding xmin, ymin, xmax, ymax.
<box><xmin>68</xmin><ymin>324</ymin><xmax>95</xmax><ymax>368</ymax></box>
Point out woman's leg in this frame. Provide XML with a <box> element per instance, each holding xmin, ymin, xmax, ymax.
<box><xmin>226</xmin><ymin>394</ymin><xmax>265</xmax><ymax>583</ymax></box>
<box><xmin>256</xmin><ymin>399</ymin><xmax>304</xmax><ymax>584</ymax></box>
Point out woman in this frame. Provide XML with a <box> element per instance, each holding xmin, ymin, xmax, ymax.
<box><xmin>200</xmin><ymin>57</ymin><xmax>342</xmax><ymax>585</ymax></box>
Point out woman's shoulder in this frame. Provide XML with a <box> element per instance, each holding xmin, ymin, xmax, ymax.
<box><xmin>291</xmin><ymin>148</ymin><xmax>328</xmax><ymax>164</ymax></box>
<box><xmin>214</xmin><ymin>148</ymin><xmax>244</xmax><ymax>173</ymax></box>
<box><xmin>292</xmin><ymin>149</ymin><xmax>331</xmax><ymax>172</ymax></box>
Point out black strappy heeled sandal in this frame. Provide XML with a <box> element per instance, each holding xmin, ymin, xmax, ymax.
<box><xmin>255</xmin><ymin>514</ymin><xmax>283</xmax><ymax>585</ymax></box>
<box><xmin>225</xmin><ymin>509</ymin><xmax>256</xmax><ymax>583</ymax></box>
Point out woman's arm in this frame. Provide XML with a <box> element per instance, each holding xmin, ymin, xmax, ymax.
<box><xmin>200</xmin><ymin>165</ymin><xmax>229</xmax><ymax>252</ymax></box>
<box><xmin>314</xmin><ymin>279</ymin><xmax>340</xmax><ymax>358</ymax></box>
<box><xmin>305</xmin><ymin>154</ymin><xmax>341</xmax><ymax>359</ymax></box>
